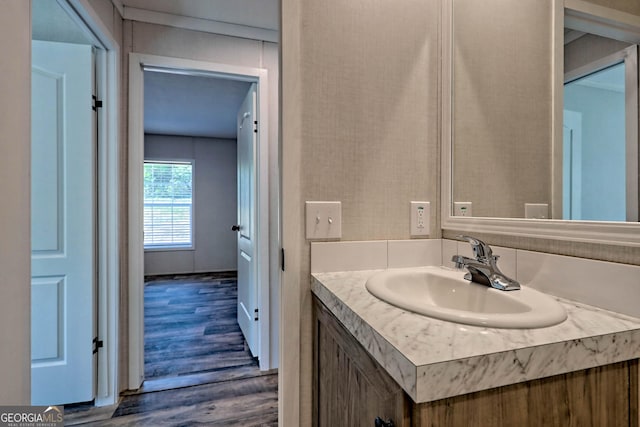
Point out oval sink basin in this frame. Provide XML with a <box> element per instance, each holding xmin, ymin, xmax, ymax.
<box><xmin>365</xmin><ymin>267</ymin><xmax>567</xmax><ymax>328</ymax></box>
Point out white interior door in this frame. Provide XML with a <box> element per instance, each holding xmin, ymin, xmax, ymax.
<box><xmin>31</xmin><ymin>40</ymin><xmax>96</xmax><ymax>405</ymax></box>
<box><xmin>563</xmin><ymin>110</ymin><xmax>583</xmax><ymax>220</ymax></box>
<box><xmin>236</xmin><ymin>83</ymin><xmax>259</xmax><ymax>357</ymax></box>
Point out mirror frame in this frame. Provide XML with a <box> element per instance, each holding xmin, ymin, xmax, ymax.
<box><xmin>441</xmin><ymin>0</ymin><xmax>640</xmax><ymax>247</ymax></box>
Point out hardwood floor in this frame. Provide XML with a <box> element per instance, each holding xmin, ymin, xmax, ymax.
<box><xmin>65</xmin><ymin>273</ymin><xmax>278</xmax><ymax>426</ymax></box>
<box><xmin>144</xmin><ymin>272</ymin><xmax>255</xmax><ymax>380</ymax></box>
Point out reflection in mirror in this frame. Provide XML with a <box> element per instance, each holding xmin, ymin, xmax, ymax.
<box><xmin>451</xmin><ymin>0</ymin><xmax>640</xmax><ymax>222</ymax></box>
<box><xmin>563</xmin><ymin>34</ymin><xmax>638</xmax><ymax>221</ymax></box>
<box><xmin>451</xmin><ymin>0</ymin><xmax>552</xmax><ymax>219</ymax></box>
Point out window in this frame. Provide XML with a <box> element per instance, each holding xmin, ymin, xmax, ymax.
<box><xmin>143</xmin><ymin>160</ymin><xmax>193</xmax><ymax>249</ymax></box>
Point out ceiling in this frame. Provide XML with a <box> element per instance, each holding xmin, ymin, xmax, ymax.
<box><xmin>32</xmin><ymin>0</ymin><xmax>94</xmax><ymax>44</ymax></box>
<box><xmin>144</xmin><ymin>71</ymin><xmax>251</xmax><ymax>139</ymax></box>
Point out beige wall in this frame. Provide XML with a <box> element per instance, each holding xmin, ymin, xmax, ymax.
<box><xmin>565</xmin><ymin>33</ymin><xmax>632</xmax><ymax>73</ymax></box>
<box><xmin>280</xmin><ymin>0</ymin><xmax>302</xmax><ymax>424</ymax></box>
<box><xmin>3</xmin><ymin>0</ymin><xmax>636</xmax><ymax>416</ymax></box>
<box><xmin>0</xmin><ymin>0</ymin><xmax>32</xmax><ymax>405</ymax></box>
<box><xmin>282</xmin><ymin>0</ymin><xmax>441</xmax><ymax>424</ymax></box>
<box><xmin>452</xmin><ymin>0</ymin><xmax>553</xmax><ymax>218</ymax></box>
<box><xmin>143</xmin><ymin>135</ymin><xmax>238</xmax><ymax>276</ymax></box>
<box><xmin>282</xmin><ymin>0</ymin><xmax>640</xmax><ymax>423</ymax></box>
<box><xmin>582</xmin><ymin>0</ymin><xmax>640</xmax><ymax>16</ymax></box>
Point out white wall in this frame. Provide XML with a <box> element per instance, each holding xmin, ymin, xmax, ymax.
<box><xmin>564</xmin><ymin>81</ymin><xmax>626</xmax><ymax>220</ymax></box>
<box><xmin>0</xmin><ymin>0</ymin><xmax>31</xmax><ymax>405</ymax></box>
<box><xmin>144</xmin><ymin>134</ymin><xmax>237</xmax><ymax>275</ymax></box>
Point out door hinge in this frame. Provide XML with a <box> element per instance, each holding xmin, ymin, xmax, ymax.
<box><xmin>92</xmin><ymin>95</ymin><xmax>103</xmax><ymax>111</ymax></box>
<box><xmin>281</xmin><ymin>248</ymin><xmax>285</xmax><ymax>271</ymax></box>
<box><xmin>93</xmin><ymin>337</ymin><xmax>104</xmax><ymax>354</ymax></box>
<box><xmin>254</xmin><ymin>308</ymin><xmax>259</xmax><ymax>321</ymax></box>
<box><xmin>253</xmin><ymin>120</ymin><xmax>258</xmax><ymax>133</ymax></box>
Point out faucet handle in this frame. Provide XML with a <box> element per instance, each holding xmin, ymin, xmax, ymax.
<box><xmin>457</xmin><ymin>235</ymin><xmax>493</xmax><ymax>260</ymax></box>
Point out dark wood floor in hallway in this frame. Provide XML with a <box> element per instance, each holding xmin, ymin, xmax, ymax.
<box><xmin>65</xmin><ymin>273</ymin><xmax>278</xmax><ymax>426</ymax></box>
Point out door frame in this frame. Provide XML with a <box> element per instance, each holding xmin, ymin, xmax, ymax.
<box><xmin>34</xmin><ymin>0</ymin><xmax>121</xmax><ymax>406</ymax></box>
<box><xmin>128</xmin><ymin>53</ymin><xmax>271</xmax><ymax>389</ymax></box>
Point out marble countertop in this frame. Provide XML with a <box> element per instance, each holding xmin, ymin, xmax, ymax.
<box><xmin>311</xmin><ymin>269</ymin><xmax>640</xmax><ymax>403</ymax></box>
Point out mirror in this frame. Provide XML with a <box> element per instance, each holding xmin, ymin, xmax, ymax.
<box><xmin>449</xmin><ymin>0</ymin><xmax>640</xmax><ymax>223</ymax></box>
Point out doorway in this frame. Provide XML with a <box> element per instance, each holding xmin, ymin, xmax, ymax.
<box><xmin>141</xmin><ymin>70</ymin><xmax>254</xmax><ymax>385</ymax></box>
<box><xmin>128</xmin><ymin>54</ymin><xmax>275</xmax><ymax>391</ymax></box>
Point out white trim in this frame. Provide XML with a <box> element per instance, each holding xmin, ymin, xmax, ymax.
<box><xmin>53</xmin><ymin>0</ymin><xmax>121</xmax><ymax>407</ymax></box>
<box><xmin>128</xmin><ymin>53</ymin><xmax>272</xmax><ymax>390</ymax></box>
<box><xmin>551</xmin><ymin>0</ymin><xmax>564</xmax><ymax>220</ymax></box>
<box><xmin>441</xmin><ymin>216</ymin><xmax>640</xmax><ymax>246</ymax></box>
<box><xmin>122</xmin><ymin>7</ymin><xmax>279</xmax><ymax>43</ymax></box>
<box><xmin>256</xmin><ymin>72</ymin><xmax>271</xmax><ymax>370</ymax></box>
<box><xmin>626</xmin><ymin>46</ymin><xmax>639</xmax><ymax>222</ymax></box>
<box><xmin>565</xmin><ymin>0</ymin><xmax>640</xmax><ymax>44</ymax></box>
<box><xmin>68</xmin><ymin>0</ymin><xmax>119</xmax><ymax>48</ymax></box>
<box><xmin>110</xmin><ymin>0</ymin><xmax>124</xmax><ymax>18</ymax></box>
<box><xmin>441</xmin><ymin>0</ymin><xmax>453</xmax><ymax>240</ymax></box>
<box><xmin>128</xmin><ymin>53</ymin><xmax>145</xmax><ymax>390</ymax></box>
<box><xmin>97</xmin><ymin>42</ymin><xmax>120</xmax><ymax>410</ymax></box>
<box><xmin>441</xmin><ymin>0</ymin><xmax>640</xmax><ymax>248</ymax></box>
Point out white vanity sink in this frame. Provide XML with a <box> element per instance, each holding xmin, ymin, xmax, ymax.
<box><xmin>365</xmin><ymin>266</ymin><xmax>567</xmax><ymax>328</ymax></box>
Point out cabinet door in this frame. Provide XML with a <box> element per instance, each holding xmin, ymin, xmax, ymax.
<box><xmin>413</xmin><ymin>360</ymin><xmax>639</xmax><ymax>427</ymax></box>
<box><xmin>313</xmin><ymin>297</ymin><xmax>410</xmax><ymax>427</ymax></box>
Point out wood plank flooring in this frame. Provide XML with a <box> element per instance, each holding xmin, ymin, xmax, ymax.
<box><xmin>144</xmin><ymin>272</ymin><xmax>255</xmax><ymax>380</ymax></box>
<box><xmin>65</xmin><ymin>272</ymin><xmax>278</xmax><ymax>426</ymax></box>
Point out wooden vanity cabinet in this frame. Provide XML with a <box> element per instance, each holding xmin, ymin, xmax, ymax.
<box><xmin>313</xmin><ymin>296</ymin><xmax>639</xmax><ymax>427</ymax></box>
<box><xmin>313</xmin><ymin>296</ymin><xmax>411</xmax><ymax>427</ymax></box>
<box><xmin>412</xmin><ymin>361</ymin><xmax>638</xmax><ymax>427</ymax></box>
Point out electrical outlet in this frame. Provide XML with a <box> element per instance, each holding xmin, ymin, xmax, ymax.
<box><xmin>411</xmin><ymin>201</ymin><xmax>430</xmax><ymax>237</ymax></box>
<box><xmin>454</xmin><ymin>202</ymin><xmax>473</xmax><ymax>217</ymax></box>
<box><xmin>525</xmin><ymin>203</ymin><xmax>549</xmax><ymax>219</ymax></box>
<box><xmin>305</xmin><ymin>201</ymin><xmax>342</xmax><ymax>240</ymax></box>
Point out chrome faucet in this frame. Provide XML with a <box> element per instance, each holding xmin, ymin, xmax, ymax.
<box><xmin>451</xmin><ymin>235</ymin><xmax>520</xmax><ymax>291</ymax></box>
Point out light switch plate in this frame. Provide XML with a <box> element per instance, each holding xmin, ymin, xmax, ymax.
<box><xmin>525</xmin><ymin>203</ymin><xmax>549</xmax><ymax>219</ymax></box>
<box><xmin>306</xmin><ymin>201</ymin><xmax>342</xmax><ymax>240</ymax></box>
<box><xmin>410</xmin><ymin>201</ymin><xmax>430</xmax><ymax>237</ymax></box>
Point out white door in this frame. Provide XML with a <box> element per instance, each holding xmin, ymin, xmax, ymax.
<box><xmin>31</xmin><ymin>41</ymin><xmax>96</xmax><ymax>405</ymax></box>
<box><xmin>235</xmin><ymin>83</ymin><xmax>259</xmax><ymax>357</ymax></box>
<box><xmin>562</xmin><ymin>110</ymin><xmax>582</xmax><ymax>220</ymax></box>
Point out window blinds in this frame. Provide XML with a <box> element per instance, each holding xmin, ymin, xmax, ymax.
<box><xmin>143</xmin><ymin>161</ymin><xmax>193</xmax><ymax>248</ymax></box>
